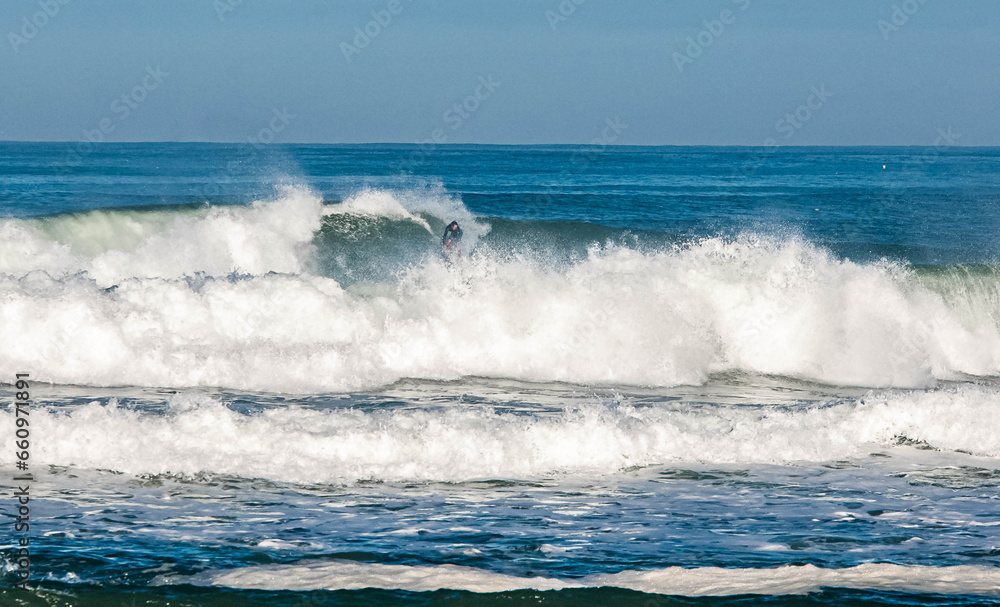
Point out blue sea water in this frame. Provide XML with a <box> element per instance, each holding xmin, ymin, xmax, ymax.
<box><xmin>2</xmin><ymin>143</ymin><xmax>1000</xmax><ymax>605</ymax></box>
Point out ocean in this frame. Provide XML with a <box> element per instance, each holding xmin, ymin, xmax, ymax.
<box><xmin>2</xmin><ymin>143</ymin><xmax>1000</xmax><ymax>605</ymax></box>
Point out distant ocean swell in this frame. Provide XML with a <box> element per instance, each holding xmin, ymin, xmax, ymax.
<box><xmin>4</xmin><ymin>386</ymin><xmax>1000</xmax><ymax>483</ymax></box>
<box><xmin>0</xmin><ymin>185</ymin><xmax>998</xmax><ymax>392</ymax></box>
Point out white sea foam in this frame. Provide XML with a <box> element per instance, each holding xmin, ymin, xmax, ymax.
<box><xmin>158</xmin><ymin>560</ymin><xmax>1000</xmax><ymax>595</ymax></box>
<box><xmin>1</xmin><ymin>187</ymin><xmax>999</xmax><ymax>391</ymax></box>
<box><xmin>5</xmin><ymin>387</ymin><xmax>1000</xmax><ymax>483</ymax></box>
<box><xmin>0</xmin><ymin>185</ymin><xmax>323</xmax><ymax>287</ymax></box>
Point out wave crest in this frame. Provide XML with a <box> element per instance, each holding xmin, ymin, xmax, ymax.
<box><xmin>10</xmin><ymin>386</ymin><xmax>1000</xmax><ymax>483</ymax></box>
<box><xmin>1</xmin><ymin>189</ymin><xmax>999</xmax><ymax>391</ymax></box>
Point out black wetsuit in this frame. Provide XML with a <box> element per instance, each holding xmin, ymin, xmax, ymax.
<box><xmin>442</xmin><ymin>224</ymin><xmax>463</xmax><ymax>247</ymax></box>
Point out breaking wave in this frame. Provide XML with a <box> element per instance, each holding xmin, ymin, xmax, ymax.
<box><xmin>0</xmin><ymin>185</ymin><xmax>999</xmax><ymax>392</ymax></box>
<box><xmin>6</xmin><ymin>386</ymin><xmax>1000</xmax><ymax>483</ymax></box>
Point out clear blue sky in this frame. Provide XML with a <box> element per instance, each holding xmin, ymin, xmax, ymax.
<box><xmin>1</xmin><ymin>0</ymin><xmax>997</xmax><ymax>145</ymax></box>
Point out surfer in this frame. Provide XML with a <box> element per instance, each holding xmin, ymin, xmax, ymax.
<box><xmin>442</xmin><ymin>221</ymin><xmax>463</xmax><ymax>257</ymax></box>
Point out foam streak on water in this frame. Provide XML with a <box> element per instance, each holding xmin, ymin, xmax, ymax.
<box><xmin>160</xmin><ymin>560</ymin><xmax>1000</xmax><ymax>596</ymax></box>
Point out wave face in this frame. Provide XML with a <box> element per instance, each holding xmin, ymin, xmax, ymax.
<box><xmin>8</xmin><ymin>386</ymin><xmax>1000</xmax><ymax>483</ymax></box>
<box><xmin>1</xmin><ymin>185</ymin><xmax>999</xmax><ymax>392</ymax></box>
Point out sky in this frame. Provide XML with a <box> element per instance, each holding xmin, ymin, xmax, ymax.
<box><xmin>1</xmin><ymin>0</ymin><xmax>998</xmax><ymax>145</ymax></box>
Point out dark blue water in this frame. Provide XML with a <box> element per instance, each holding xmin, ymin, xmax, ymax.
<box><xmin>3</xmin><ymin>143</ymin><xmax>998</xmax><ymax>263</ymax></box>
<box><xmin>2</xmin><ymin>143</ymin><xmax>1000</xmax><ymax>605</ymax></box>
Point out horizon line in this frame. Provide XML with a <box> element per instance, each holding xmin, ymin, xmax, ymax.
<box><xmin>0</xmin><ymin>140</ymin><xmax>995</xmax><ymax>148</ymax></box>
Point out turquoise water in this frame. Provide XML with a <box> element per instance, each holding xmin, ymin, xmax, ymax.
<box><xmin>1</xmin><ymin>144</ymin><xmax>1000</xmax><ymax>605</ymax></box>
